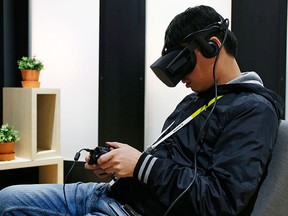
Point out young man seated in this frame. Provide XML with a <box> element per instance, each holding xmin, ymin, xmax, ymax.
<box><xmin>0</xmin><ymin>5</ymin><xmax>283</xmax><ymax>216</ymax></box>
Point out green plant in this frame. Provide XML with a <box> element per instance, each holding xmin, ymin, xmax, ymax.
<box><xmin>17</xmin><ymin>56</ymin><xmax>44</xmax><ymax>71</ymax></box>
<box><xmin>0</xmin><ymin>124</ymin><xmax>20</xmax><ymax>143</ymax></box>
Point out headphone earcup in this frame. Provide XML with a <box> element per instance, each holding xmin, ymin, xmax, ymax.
<box><xmin>201</xmin><ymin>41</ymin><xmax>219</xmax><ymax>58</ymax></box>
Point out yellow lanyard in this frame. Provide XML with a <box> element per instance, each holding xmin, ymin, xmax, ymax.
<box><xmin>147</xmin><ymin>95</ymin><xmax>223</xmax><ymax>150</ymax></box>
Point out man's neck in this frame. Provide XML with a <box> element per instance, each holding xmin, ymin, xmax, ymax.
<box><xmin>216</xmin><ymin>56</ymin><xmax>241</xmax><ymax>85</ymax></box>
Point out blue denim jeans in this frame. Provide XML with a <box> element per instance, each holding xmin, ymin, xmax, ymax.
<box><xmin>0</xmin><ymin>182</ymin><xmax>131</xmax><ymax>216</ymax></box>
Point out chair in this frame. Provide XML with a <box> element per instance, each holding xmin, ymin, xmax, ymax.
<box><xmin>251</xmin><ymin>120</ymin><xmax>288</xmax><ymax>216</ymax></box>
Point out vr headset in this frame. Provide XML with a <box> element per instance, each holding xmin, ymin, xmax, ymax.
<box><xmin>150</xmin><ymin>19</ymin><xmax>229</xmax><ymax>87</ymax></box>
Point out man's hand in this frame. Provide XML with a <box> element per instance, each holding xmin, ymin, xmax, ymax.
<box><xmin>85</xmin><ymin>155</ymin><xmax>111</xmax><ymax>180</ymax></box>
<box><xmin>98</xmin><ymin>142</ymin><xmax>142</xmax><ymax>179</ymax></box>
<box><xmin>85</xmin><ymin>142</ymin><xmax>142</xmax><ymax>179</ymax></box>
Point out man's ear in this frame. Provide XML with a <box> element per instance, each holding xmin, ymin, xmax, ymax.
<box><xmin>209</xmin><ymin>36</ymin><xmax>222</xmax><ymax>48</ymax></box>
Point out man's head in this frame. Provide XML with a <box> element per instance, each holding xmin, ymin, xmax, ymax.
<box><xmin>163</xmin><ymin>5</ymin><xmax>238</xmax><ymax>58</ymax></box>
<box><xmin>150</xmin><ymin>5</ymin><xmax>239</xmax><ymax>90</ymax></box>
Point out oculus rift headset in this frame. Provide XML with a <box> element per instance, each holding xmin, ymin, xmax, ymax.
<box><xmin>150</xmin><ymin>18</ymin><xmax>229</xmax><ymax>87</ymax></box>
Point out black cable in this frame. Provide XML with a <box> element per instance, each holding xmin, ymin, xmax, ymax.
<box><xmin>63</xmin><ymin>148</ymin><xmax>91</xmax><ymax>216</ymax></box>
<box><xmin>63</xmin><ymin>160</ymin><xmax>76</xmax><ymax>215</ymax></box>
<box><xmin>164</xmin><ymin>22</ymin><xmax>229</xmax><ymax>216</ymax></box>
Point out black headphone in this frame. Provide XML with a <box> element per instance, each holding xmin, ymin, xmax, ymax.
<box><xmin>150</xmin><ymin>18</ymin><xmax>229</xmax><ymax>87</ymax></box>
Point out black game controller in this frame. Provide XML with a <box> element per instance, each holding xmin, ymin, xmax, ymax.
<box><xmin>88</xmin><ymin>146</ymin><xmax>110</xmax><ymax>165</ymax></box>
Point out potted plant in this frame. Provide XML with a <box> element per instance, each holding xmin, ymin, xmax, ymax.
<box><xmin>17</xmin><ymin>56</ymin><xmax>44</xmax><ymax>88</ymax></box>
<box><xmin>0</xmin><ymin>124</ymin><xmax>20</xmax><ymax>161</ymax></box>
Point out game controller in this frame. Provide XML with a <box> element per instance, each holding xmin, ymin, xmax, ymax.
<box><xmin>88</xmin><ymin>146</ymin><xmax>110</xmax><ymax>165</ymax></box>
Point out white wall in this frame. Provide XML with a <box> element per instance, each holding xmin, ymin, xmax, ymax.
<box><xmin>145</xmin><ymin>0</ymin><xmax>232</xmax><ymax>147</ymax></box>
<box><xmin>30</xmin><ymin>0</ymin><xmax>99</xmax><ymax>161</ymax></box>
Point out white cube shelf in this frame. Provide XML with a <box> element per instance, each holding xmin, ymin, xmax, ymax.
<box><xmin>3</xmin><ymin>88</ymin><xmax>61</xmax><ymax>160</ymax></box>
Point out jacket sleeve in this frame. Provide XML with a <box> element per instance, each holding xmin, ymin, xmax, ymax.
<box><xmin>133</xmin><ymin>97</ymin><xmax>280</xmax><ymax>215</ymax></box>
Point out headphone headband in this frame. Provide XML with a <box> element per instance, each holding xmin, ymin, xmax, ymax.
<box><xmin>182</xmin><ymin>18</ymin><xmax>228</xmax><ymax>43</ymax></box>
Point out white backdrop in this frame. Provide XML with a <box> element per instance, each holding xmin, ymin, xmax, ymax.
<box><xmin>30</xmin><ymin>0</ymin><xmax>99</xmax><ymax>160</ymax></box>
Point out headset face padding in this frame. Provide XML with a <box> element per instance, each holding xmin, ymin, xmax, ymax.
<box><xmin>150</xmin><ymin>19</ymin><xmax>229</xmax><ymax>87</ymax></box>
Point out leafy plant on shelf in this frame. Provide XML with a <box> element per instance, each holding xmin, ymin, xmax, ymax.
<box><xmin>0</xmin><ymin>124</ymin><xmax>20</xmax><ymax>143</ymax></box>
<box><xmin>17</xmin><ymin>56</ymin><xmax>44</xmax><ymax>71</ymax></box>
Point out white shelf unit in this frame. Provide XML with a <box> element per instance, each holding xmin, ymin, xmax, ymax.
<box><xmin>1</xmin><ymin>87</ymin><xmax>63</xmax><ymax>184</ymax></box>
<box><xmin>0</xmin><ymin>157</ymin><xmax>63</xmax><ymax>183</ymax></box>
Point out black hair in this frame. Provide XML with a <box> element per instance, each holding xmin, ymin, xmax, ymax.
<box><xmin>163</xmin><ymin>5</ymin><xmax>238</xmax><ymax>57</ymax></box>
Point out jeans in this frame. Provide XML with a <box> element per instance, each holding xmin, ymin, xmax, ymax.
<box><xmin>0</xmin><ymin>182</ymin><xmax>131</xmax><ymax>216</ymax></box>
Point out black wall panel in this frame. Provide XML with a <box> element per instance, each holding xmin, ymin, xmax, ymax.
<box><xmin>99</xmin><ymin>0</ymin><xmax>145</xmax><ymax>151</ymax></box>
<box><xmin>0</xmin><ymin>0</ymin><xmax>29</xmax><ymax>123</ymax></box>
<box><xmin>232</xmin><ymin>0</ymin><xmax>286</xmax><ymax>115</ymax></box>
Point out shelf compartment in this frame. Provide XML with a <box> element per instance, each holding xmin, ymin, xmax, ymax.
<box><xmin>3</xmin><ymin>88</ymin><xmax>61</xmax><ymax>160</ymax></box>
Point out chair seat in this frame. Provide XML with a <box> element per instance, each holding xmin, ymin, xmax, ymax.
<box><xmin>251</xmin><ymin>120</ymin><xmax>288</xmax><ymax>216</ymax></box>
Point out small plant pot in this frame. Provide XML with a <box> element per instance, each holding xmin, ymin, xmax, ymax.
<box><xmin>21</xmin><ymin>70</ymin><xmax>40</xmax><ymax>81</ymax></box>
<box><xmin>21</xmin><ymin>81</ymin><xmax>40</xmax><ymax>88</ymax></box>
<box><xmin>0</xmin><ymin>142</ymin><xmax>15</xmax><ymax>161</ymax></box>
<box><xmin>0</xmin><ymin>153</ymin><xmax>15</xmax><ymax>161</ymax></box>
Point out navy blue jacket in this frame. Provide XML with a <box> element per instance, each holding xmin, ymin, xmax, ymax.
<box><xmin>108</xmin><ymin>83</ymin><xmax>283</xmax><ymax>216</ymax></box>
